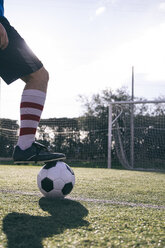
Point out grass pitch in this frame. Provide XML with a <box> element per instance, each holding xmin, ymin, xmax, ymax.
<box><xmin>0</xmin><ymin>165</ymin><xmax>164</xmax><ymax>248</ymax></box>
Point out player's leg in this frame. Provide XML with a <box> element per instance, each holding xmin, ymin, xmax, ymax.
<box><xmin>0</xmin><ymin>16</ymin><xmax>66</xmax><ymax>163</ymax></box>
<box><xmin>17</xmin><ymin>67</ymin><xmax>48</xmax><ymax>150</ymax></box>
<box><xmin>22</xmin><ymin>66</ymin><xmax>49</xmax><ymax>93</ymax></box>
<box><xmin>13</xmin><ymin>67</ymin><xmax>66</xmax><ymax>163</ymax></box>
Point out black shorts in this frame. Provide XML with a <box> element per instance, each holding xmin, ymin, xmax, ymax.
<box><xmin>0</xmin><ymin>17</ymin><xmax>43</xmax><ymax>84</ymax></box>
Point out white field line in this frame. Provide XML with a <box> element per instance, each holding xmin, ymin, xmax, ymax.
<box><xmin>0</xmin><ymin>189</ymin><xmax>165</xmax><ymax>210</ymax></box>
<box><xmin>69</xmin><ymin>197</ymin><xmax>165</xmax><ymax>210</ymax></box>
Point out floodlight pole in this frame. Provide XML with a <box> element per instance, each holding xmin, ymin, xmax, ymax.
<box><xmin>130</xmin><ymin>66</ymin><xmax>134</xmax><ymax>168</ymax></box>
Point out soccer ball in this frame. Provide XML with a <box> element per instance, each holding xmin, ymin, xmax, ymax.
<box><xmin>37</xmin><ymin>161</ymin><xmax>75</xmax><ymax>198</ymax></box>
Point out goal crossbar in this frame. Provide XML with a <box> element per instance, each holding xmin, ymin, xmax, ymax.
<box><xmin>109</xmin><ymin>100</ymin><xmax>165</xmax><ymax>105</ymax></box>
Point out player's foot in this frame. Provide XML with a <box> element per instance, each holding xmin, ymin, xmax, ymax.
<box><xmin>13</xmin><ymin>142</ymin><xmax>66</xmax><ymax>164</ymax></box>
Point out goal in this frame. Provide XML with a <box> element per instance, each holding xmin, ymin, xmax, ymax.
<box><xmin>108</xmin><ymin>100</ymin><xmax>165</xmax><ymax>170</ymax></box>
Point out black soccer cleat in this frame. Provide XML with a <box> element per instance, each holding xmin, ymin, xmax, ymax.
<box><xmin>13</xmin><ymin>142</ymin><xmax>66</xmax><ymax>164</ymax></box>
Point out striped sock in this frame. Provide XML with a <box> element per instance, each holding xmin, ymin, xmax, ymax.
<box><xmin>17</xmin><ymin>89</ymin><xmax>46</xmax><ymax>150</ymax></box>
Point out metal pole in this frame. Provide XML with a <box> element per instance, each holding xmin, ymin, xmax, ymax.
<box><xmin>108</xmin><ymin>104</ymin><xmax>112</xmax><ymax>169</ymax></box>
<box><xmin>0</xmin><ymin>77</ymin><xmax>1</xmax><ymax>121</ymax></box>
<box><xmin>0</xmin><ymin>78</ymin><xmax>1</xmax><ymax>119</ymax></box>
<box><xmin>130</xmin><ymin>66</ymin><xmax>134</xmax><ymax>168</ymax></box>
<box><xmin>0</xmin><ymin>78</ymin><xmax>1</xmax><ymax>142</ymax></box>
<box><xmin>132</xmin><ymin>66</ymin><xmax>134</xmax><ymax>101</ymax></box>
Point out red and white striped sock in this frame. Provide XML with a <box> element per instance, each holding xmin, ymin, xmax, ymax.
<box><xmin>17</xmin><ymin>89</ymin><xmax>46</xmax><ymax>150</ymax></box>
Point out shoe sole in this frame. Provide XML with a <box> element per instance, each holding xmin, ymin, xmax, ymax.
<box><xmin>14</xmin><ymin>156</ymin><xmax>66</xmax><ymax>164</ymax></box>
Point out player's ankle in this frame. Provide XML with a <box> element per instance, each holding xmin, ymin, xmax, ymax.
<box><xmin>16</xmin><ymin>141</ymin><xmax>34</xmax><ymax>150</ymax></box>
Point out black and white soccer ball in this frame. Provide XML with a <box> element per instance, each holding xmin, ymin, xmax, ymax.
<box><xmin>37</xmin><ymin>161</ymin><xmax>75</xmax><ymax>198</ymax></box>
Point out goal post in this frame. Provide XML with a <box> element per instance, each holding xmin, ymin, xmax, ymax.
<box><xmin>108</xmin><ymin>103</ymin><xmax>112</xmax><ymax>169</ymax></box>
<box><xmin>108</xmin><ymin>100</ymin><xmax>165</xmax><ymax>170</ymax></box>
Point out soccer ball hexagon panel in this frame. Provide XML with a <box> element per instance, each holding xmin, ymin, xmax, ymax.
<box><xmin>37</xmin><ymin>161</ymin><xmax>75</xmax><ymax>198</ymax></box>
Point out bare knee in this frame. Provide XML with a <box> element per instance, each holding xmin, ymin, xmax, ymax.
<box><xmin>38</xmin><ymin>67</ymin><xmax>49</xmax><ymax>83</ymax></box>
<box><xmin>21</xmin><ymin>67</ymin><xmax>49</xmax><ymax>93</ymax></box>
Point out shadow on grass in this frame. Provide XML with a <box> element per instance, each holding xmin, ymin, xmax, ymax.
<box><xmin>3</xmin><ymin>197</ymin><xmax>89</xmax><ymax>248</ymax></box>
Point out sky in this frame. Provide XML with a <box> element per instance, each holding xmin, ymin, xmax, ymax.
<box><xmin>0</xmin><ymin>0</ymin><xmax>165</xmax><ymax>120</ymax></box>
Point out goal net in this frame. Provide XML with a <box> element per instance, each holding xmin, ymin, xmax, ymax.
<box><xmin>37</xmin><ymin>117</ymin><xmax>108</xmax><ymax>168</ymax></box>
<box><xmin>0</xmin><ymin>119</ymin><xmax>19</xmax><ymax>160</ymax></box>
<box><xmin>0</xmin><ymin>116</ymin><xmax>107</xmax><ymax>167</ymax></box>
<box><xmin>108</xmin><ymin>101</ymin><xmax>165</xmax><ymax>170</ymax></box>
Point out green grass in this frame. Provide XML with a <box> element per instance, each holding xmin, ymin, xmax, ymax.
<box><xmin>0</xmin><ymin>165</ymin><xmax>165</xmax><ymax>248</ymax></box>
